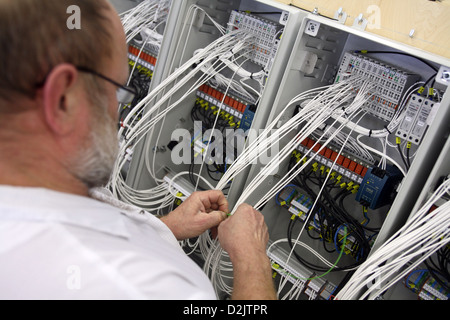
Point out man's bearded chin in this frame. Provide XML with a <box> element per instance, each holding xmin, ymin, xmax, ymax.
<box><xmin>69</xmin><ymin>111</ymin><xmax>119</xmax><ymax>190</ymax></box>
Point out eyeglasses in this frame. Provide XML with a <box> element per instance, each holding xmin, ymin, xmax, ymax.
<box><xmin>76</xmin><ymin>66</ymin><xmax>137</xmax><ymax>104</ymax></box>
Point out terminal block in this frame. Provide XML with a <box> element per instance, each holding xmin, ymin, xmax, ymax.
<box><xmin>335</xmin><ymin>52</ymin><xmax>420</xmax><ymax>122</ymax></box>
<box><xmin>227</xmin><ymin>10</ymin><xmax>283</xmax><ymax>70</ymax></box>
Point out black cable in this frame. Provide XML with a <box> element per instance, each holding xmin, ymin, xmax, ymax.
<box><xmin>188</xmin><ymin>161</ymin><xmax>207</xmax><ymax>191</ymax></box>
<box><xmin>406</xmin><ymin>146</ymin><xmax>411</xmax><ymax>168</ymax></box>
<box><xmin>310</xmin><ymin>170</ymin><xmax>372</xmax><ymax>259</ymax></box>
<box><xmin>287</xmin><ymin>155</ymin><xmax>376</xmax><ymax>265</ymax></box>
<box><xmin>287</xmin><ymin>217</ymin><xmax>330</xmax><ymax>272</ymax></box>
<box><xmin>287</xmin><ymin>168</ymin><xmax>370</xmax><ymax>270</ymax></box>
<box><xmin>206</xmin><ymin>164</ymin><xmax>222</xmax><ymax>182</ymax></box>
<box><xmin>286</xmin><ymin>214</ymin><xmax>363</xmax><ymax>272</ymax></box>
<box><xmin>397</xmin><ymin>143</ymin><xmax>410</xmax><ymax>170</ymax></box>
<box><xmin>424</xmin><ymin>73</ymin><xmax>437</xmax><ymax>87</ymax></box>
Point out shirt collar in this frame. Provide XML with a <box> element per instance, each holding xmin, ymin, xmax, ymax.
<box><xmin>0</xmin><ymin>186</ymin><xmax>131</xmax><ymax>239</ymax></box>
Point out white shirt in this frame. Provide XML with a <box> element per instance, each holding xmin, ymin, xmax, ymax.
<box><xmin>0</xmin><ymin>186</ymin><xmax>217</xmax><ymax>300</ymax></box>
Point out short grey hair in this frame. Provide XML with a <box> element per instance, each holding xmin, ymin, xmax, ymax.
<box><xmin>0</xmin><ymin>0</ymin><xmax>113</xmax><ymax>102</ymax></box>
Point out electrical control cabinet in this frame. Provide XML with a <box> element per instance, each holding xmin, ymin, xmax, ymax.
<box><xmin>117</xmin><ymin>0</ymin><xmax>450</xmax><ymax>300</ymax></box>
<box><xmin>124</xmin><ymin>0</ymin><xmax>307</xmax><ymax>198</ymax></box>
<box><xmin>231</xmin><ymin>13</ymin><xmax>450</xmax><ymax>300</ymax></box>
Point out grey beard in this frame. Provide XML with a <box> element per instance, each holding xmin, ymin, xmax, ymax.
<box><xmin>70</xmin><ymin>112</ymin><xmax>119</xmax><ymax>189</ymax></box>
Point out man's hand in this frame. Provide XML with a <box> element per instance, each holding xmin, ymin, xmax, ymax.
<box><xmin>218</xmin><ymin>203</ymin><xmax>277</xmax><ymax>300</ymax></box>
<box><xmin>218</xmin><ymin>203</ymin><xmax>269</xmax><ymax>264</ymax></box>
<box><xmin>161</xmin><ymin>190</ymin><xmax>229</xmax><ymax>240</ymax></box>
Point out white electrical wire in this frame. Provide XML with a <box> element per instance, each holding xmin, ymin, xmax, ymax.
<box><xmin>109</xmin><ymin>6</ymin><xmax>266</xmax><ymax>213</ymax></box>
<box><xmin>121</xmin><ymin>0</ymin><xmax>170</xmax><ymax>44</ymax></box>
<box><xmin>198</xmin><ymin>72</ymin><xmax>425</xmax><ymax>297</ymax></box>
<box><xmin>202</xmin><ymin>79</ymin><xmax>376</xmax><ymax>296</ymax></box>
<box><xmin>356</xmin><ymin>135</ymin><xmax>407</xmax><ymax>176</ymax></box>
<box><xmin>213</xmin><ymin>83</ymin><xmax>344</xmax><ymax>191</ymax></box>
<box><xmin>271</xmin><ymin>109</ymin><xmax>368</xmax><ymax>298</ymax></box>
<box><xmin>139</xmin><ymin>4</ymin><xmax>271</xmax><ymax>191</ymax></box>
<box><xmin>110</xmin><ymin>38</ymin><xmax>250</xmax><ymax>204</ymax></box>
<box><xmin>310</xmin><ymin>126</ymin><xmax>375</xmax><ymax>164</ymax></box>
<box><xmin>329</xmin><ymin>81</ymin><xmax>426</xmax><ymax>139</ymax></box>
<box><xmin>192</xmin><ymin>57</ymin><xmax>254</xmax><ymax>192</ymax></box>
<box><xmin>219</xmin><ymin>78</ymin><xmax>374</xmax><ymax>207</ymax></box>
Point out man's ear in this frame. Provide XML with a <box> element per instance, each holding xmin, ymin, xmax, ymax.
<box><xmin>41</xmin><ymin>64</ymin><xmax>80</xmax><ymax>135</ymax></box>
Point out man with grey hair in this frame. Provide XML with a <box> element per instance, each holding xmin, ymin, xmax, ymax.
<box><xmin>0</xmin><ymin>0</ymin><xmax>276</xmax><ymax>300</ymax></box>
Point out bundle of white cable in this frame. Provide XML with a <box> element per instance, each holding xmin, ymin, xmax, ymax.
<box><xmin>215</xmin><ymin>78</ymin><xmax>373</xmax><ymax>203</ymax></box>
<box><xmin>329</xmin><ymin>80</ymin><xmax>425</xmax><ymax>140</ymax></box>
<box><xmin>111</xmin><ymin>10</ymin><xmax>262</xmax><ymax>211</ymax></box>
<box><xmin>120</xmin><ymin>0</ymin><xmax>165</xmax><ymax>44</ymax></box>
<box><xmin>200</xmin><ymin>76</ymin><xmax>425</xmax><ymax>296</ymax></box>
<box><xmin>140</xmin><ymin>4</ymin><xmax>267</xmax><ymax>189</ymax></box>
<box><xmin>200</xmin><ymin>79</ymin><xmax>375</xmax><ymax>296</ymax></box>
<box><xmin>117</xmin><ymin>30</ymin><xmax>252</xmax><ymax>142</ymax></box>
<box><xmin>133</xmin><ymin>4</ymin><xmax>230</xmax><ymax>187</ymax></box>
<box><xmin>311</xmin><ymin>126</ymin><xmax>375</xmax><ymax>164</ymax></box>
<box><xmin>111</xmin><ymin>4</ymin><xmax>275</xmax><ymax>209</ymax></box>
<box><xmin>214</xmin><ymin>84</ymin><xmax>335</xmax><ymax>191</ymax></box>
<box><xmin>121</xmin><ymin>1</ymin><xmax>172</xmax><ymax>90</ymax></box>
<box><xmin>271</xmin><ymin>109</ymin><xmax>370</xmax><ymax>299</ymax></box>
<box><xmin>335</xmin><ymin>177</ymin><xmax>450</xmax><ymax>300</ymax></box>
<box><xmin>108</xmin><ymin>29</ymin><xmax>258</xmax><ymax>208</ymax></box>
<box><xmin>208</xmin><ymin>73</ymin><xmax>258</xmax><ymax>105</ymax></box>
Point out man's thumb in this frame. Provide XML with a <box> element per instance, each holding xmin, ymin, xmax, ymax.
<box><xmin>206</xmin><ymin>210</ymin><xmax>228</xmax><ymax>227</ymax></box>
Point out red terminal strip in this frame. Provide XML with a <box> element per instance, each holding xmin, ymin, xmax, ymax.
<box><xmin>354</xmin><ymin>164</ymin><xmax>364</xmax><ymax>176</ymax></box>
<box><xmin>128</xmin><ymin>45</ymin><xmax>157</xmax><ymax>66</ymax></box>
<box><xmin>198</xmin><ymin>84</ymin><xmax>246</xmax><ymax>115</ymax></box>
<box><xmin>299</xmin><ymin>137</ymin><xmax>368</xmax><ymax>179</ymax></box>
